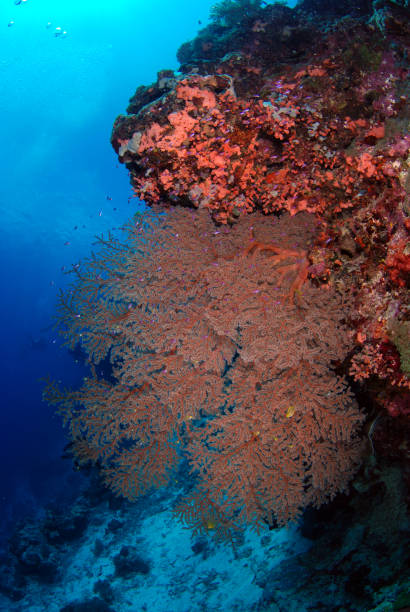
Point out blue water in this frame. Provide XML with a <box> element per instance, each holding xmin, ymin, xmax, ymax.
<box><xmin>0</xmin><ymin>0</ymin><xmax>222</xmax><ymax>539</ymax></box>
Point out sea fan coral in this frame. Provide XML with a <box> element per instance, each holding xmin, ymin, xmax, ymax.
<box><xmin>44</xmin><ymin>208</ymin><xmax>364</xmax><ymax>533</ymax></box>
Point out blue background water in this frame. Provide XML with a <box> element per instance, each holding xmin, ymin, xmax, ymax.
<box><xmin>0</xmin><ymin>0</ymin><xmax>221</xmax><ymax>540</ymax></box>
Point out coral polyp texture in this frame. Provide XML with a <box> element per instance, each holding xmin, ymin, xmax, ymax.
<box><xmin>45</xmin><ymin>208</ymin><xmax>364</xmax><ymax>532</ymax></box>
<box><xmin>46</xmin><ymin>0</ymin><xmax>409</xmax><ymax>536</ymax></box>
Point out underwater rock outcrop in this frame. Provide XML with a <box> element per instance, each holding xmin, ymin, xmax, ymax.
<box><xmin>111</xmin><ymin>0</ymin><xmax>409</xmax><ymax>424</ymax></box>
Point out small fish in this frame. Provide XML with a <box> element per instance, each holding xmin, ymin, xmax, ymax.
<box><xmin>46</xmin><ymin>22</ymin><xmax>52</xmax><ymax>29</ymax></box>
<box><xmin>8</xmin><ymin>20</ymin><xmax>15</xmax><ymax>27</ymax></box>
<box><xmin>106</xmin><ymin>195</ymin><xmax>112</xmax><ymax>200</ymax></box>
<box><xmin>64</xmin><ymin>241</ymin><xmax>70</xmax><ymax>246</ymax></box>
<box><xmin>54</xmin><ymin>26</ymin><xmax>68</xmax><ymax>38</ymax></box>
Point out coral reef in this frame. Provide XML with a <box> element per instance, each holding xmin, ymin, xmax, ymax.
<box><xmin>44</xmin><ymin>0</ymin><xmax>409</xmax><ymax>544</ymax></box>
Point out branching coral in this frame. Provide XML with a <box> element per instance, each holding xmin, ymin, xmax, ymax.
<box><xmin>44</xmin><ymin>208</ymin><xmax>364</xmax><ymax>533</ymax></box>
